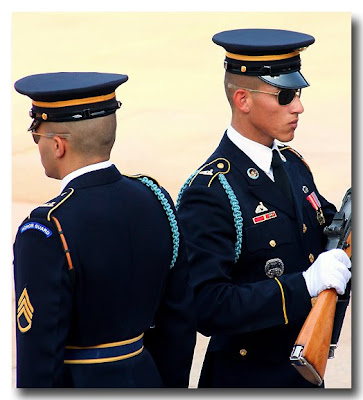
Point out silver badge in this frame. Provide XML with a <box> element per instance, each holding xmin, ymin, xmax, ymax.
<box><xmin>265</xmin><ymin>258</ymin><xmax>284</xmax><ymax>278</ymax></box>
<box><xmin>39</xmin><ymin>201</ymin><xmax>56</xmax><ymax>208</ymax></box>
<box><xmin>302</xmin><ymin>185</ymin><xmax>309</xmax><ymax>194</ymax></box>
<box><xmin>247</xmin><ymin>168</ymin><xmax>259</xmax><ymax>180</ymax></box>
<box><xmin>199</xmin><ymin>169</ymin><xmax>214</xmax><ymax>176</ymax></box>
<box><xmin>255</xmin><ymin>202</ymin><xmax>268</xmax><ymax>213</ymax></box>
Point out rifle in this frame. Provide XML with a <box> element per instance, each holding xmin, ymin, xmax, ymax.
<box><xmin>290</xmin><ymin>188</ymin><xmax>351</xmax><ymax>386</ymax></box>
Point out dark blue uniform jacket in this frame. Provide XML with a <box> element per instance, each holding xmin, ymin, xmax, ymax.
<box><xmin>14</xmin><ymin>165</ymin><xmax>196</xmax><ymax>388</ymax></box>
<box><xmin>177</xmin><ymin>133</ymin><xmax>336</xmax><ymax>388</ymax></box>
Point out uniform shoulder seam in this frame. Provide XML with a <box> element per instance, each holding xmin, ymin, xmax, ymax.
<box><xmin>123</xmin><ymin>173</ymin><xmax>161</xmax><ymax>187</ymax></box>
<box><xmin>30</xmin><ymin>188</ymin><xmax>75</xmax><ymax>221</ymax></box>
<box><xmin>189</xmin><ymin>157</ymin><xmax>231</xmax><ymax>188</ymax></box>
<box><xmin>279</xmin><ymin>146</ymin><xmax>311</xmax><ymax>173</ymax></box>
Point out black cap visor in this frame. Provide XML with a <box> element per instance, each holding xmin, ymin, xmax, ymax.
<box><xmin>259</xmin><ymin>71</ymin><xmax>309</xmax><ymax>89</ymax></box>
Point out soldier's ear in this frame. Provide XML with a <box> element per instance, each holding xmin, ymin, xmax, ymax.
<box><xmin>53</xmin><ymin>136</ymin><xmax>66</xmax><ymax>159</ymax></box>
<box><xmin>232</xmin><ymin>89</ymin><xmax>251</xmax><ymax>113</ymax></box>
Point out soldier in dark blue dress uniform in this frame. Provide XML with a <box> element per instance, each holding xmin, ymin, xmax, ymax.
<box><xmin>176</xmin><ymin>29</ymin><xmax>351</xmax><ymax>388</ymax></box>
<box><xmin>13</xmin><ymin>72</ymin><xmax>196</xmax><ymax>387</ymax></box>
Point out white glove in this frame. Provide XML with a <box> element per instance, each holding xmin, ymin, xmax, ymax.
<box><xmin>302</xmin><ymin>249</ymin><xmax>351</xmax><ymax>297</ymax></box>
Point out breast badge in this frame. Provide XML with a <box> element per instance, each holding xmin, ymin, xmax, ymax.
<box><xmin>247</xmin><ymin>168</ymin><xmax>259</xmax><ymax>180</ymax></box>
<box><xmin>255</xmin><ymin>202</ymin><xmax>268</xmax><ymax>213</ymax></box>
<box><xmin>265</xmin><ymin>258</ymin><xmax>284</xmax><ymax>278</ymax></box>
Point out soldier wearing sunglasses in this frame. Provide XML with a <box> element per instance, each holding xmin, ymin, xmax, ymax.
<box><xmin>176</xmin><ymin>29</ymin><xmax>351</xmax><ymax>388</ymax></box>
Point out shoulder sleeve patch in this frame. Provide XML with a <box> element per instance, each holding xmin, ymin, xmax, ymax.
<box><xmin>123</xmin><ymin>173</ymin><xmax>160</xmax><ymax>187</ymax></box>
<box><xmin>189</xmin><ymin>157</ymin><xmax>231</xmax><ymax>188</ymax></box>
<box><xmin>30</xmin><ymin>187</ymin><xmax>75</xmax><ymax>221</ymax></box>
<box><xmin>279</xmin><ymin>146</ymin><xmax>311</xmax><ymax>173</ymax></box>
<box><xmin>20</xmin><ymin>222</ymin><xmax>53</xmax><ymax>237</ymax></box>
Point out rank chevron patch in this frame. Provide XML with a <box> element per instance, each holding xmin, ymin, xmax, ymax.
<box><xmin>17</xmin><ymin>288</ymin><xmax>34</xmax><ymax>333</ymax></box>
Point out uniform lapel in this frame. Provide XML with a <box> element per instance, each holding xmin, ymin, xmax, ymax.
<box><xmin>217</xmin><ymin>133</ymin><xmax>296</xmax><ymax>219</ymax></box>
<box><xmin>246</xmin><ymin>172</ymin><xmax>296</xmax><ymax>219</ymax></box>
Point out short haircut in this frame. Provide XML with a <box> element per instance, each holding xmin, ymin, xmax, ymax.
<box><xmin>60</xmin><ymin>113</ymin><xmax>117</xmax><ymax>159</ymax></box>
<box><xmin>224</xmin><ymin>72</ymin><xmax>263</xmax><ymax>108</ymax></box>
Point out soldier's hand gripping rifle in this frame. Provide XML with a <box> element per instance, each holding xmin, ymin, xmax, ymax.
<box><xmin>290</xmin><ymin>188</ymin><xmax>351</xmax><ymax>386</ymax></box>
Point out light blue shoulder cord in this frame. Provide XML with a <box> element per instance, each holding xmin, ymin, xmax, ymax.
<box><xmin>175</xmin><ymin>171</ymin><xmax>198</xmax><ymax>211</ymax></box>
<box><xmin>175</xmin><ymin>172</ymin><xmax>243</xmax><ymax>263</ymax></box>
<box><xmin>138</xmin><ymin>177</ymin><xmax>179</xmax><ymax>269</ymax></box>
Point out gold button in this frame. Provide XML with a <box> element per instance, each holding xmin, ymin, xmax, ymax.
<box><xmin>303</xmin><ymin>224</ymin><xmax>307</xmax><ymax>233</ymax></box>
<box><xmin>269</xmin><ymin>240</ymin><xmax>276</xmax><ymax>247</ymax></box>
<box><xmin>241</xmin><ymin>66</ymin><xmax>247</xmax><ymax>73</ymax></box>
<box><xmin>239</xmin><ymin>349</ymin><xmax>247</xmax><ymax>356</ymax></box>
<box><xmin>309</xmin><ymin>253</ymin><xmax>315</xmax><ymax>263</ymax></box>
<box><xmin>217</xmin><ymin>162</ymin><xmax>224</xmax><ymax>169</ymax></box>
<box><xmin>41</xmin><ymin>113</ymin><xmax>48</xmax><ymax>120</ymax></box>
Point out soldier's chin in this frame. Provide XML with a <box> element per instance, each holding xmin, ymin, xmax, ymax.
<box><xmin>279</xmin><ymin>132</ymin><xmax>295</xmax><ymax>143</ymax></box>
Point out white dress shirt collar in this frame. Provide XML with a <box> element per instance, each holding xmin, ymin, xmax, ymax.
<box><xmin>226</xmin><ymin>125</ymin><xmax>282</xmax><ymax>180</ymax></box>
<box><xmin>60</xmin><ymin>160</ymin><xmax>113</xmax><ymax>193</ymax></box>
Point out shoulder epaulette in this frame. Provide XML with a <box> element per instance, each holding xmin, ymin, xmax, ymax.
<box><xmin>175</xmin><ymin>157</ymin><xmax>231</xmax><ymax>208</ymax></box>
<box><xmin>29</xmin><ymin>187</ymin><xmax>75</xmax><ymax>221</ymax></box>
<box><xmin>189</xmin><ymin>157</ymin><xmax>231</xmax><ymax>188</ymax></box>
<box><xmin>176</xmin><ymin>157</ymin><xmax>231</xmax><ymax>208</ymax></box>
<box><xmin>24</xmin><ymin>188</ymin><xmax>75</xmax><ymax>275</ymax></box>
<box><xmin>176</xmin><ymin>157</ymin><xmax>242</xmax><ymax>263</ymax></box>
<box><xmin>279</xmin><ymin>145</ymin><xmax>311</xmax><ymax>173</ymax></box>
<box><xmin>123</xmin><ymin>173</ymin><xmax>160</xmax><ymax>187</ymax></box>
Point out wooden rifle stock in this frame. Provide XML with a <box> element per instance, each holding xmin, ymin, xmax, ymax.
<box><xmin>290</xmin><ymin>189</ymin><xmax>351</xmax><ymax>386</ymax></box>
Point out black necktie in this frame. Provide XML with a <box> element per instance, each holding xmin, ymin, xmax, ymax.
<box><xmin>271</xmin><ymin>149</ymin><xmax>293</xmax><ymax>205</ymax></box>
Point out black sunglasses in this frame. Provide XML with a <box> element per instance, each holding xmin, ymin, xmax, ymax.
<box><xmin>227</xmin><ymin>83</ymin><xmax>302</xmax><ymax>106</ymax></box>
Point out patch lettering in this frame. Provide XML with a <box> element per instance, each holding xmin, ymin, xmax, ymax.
<box><xmin>20</xmin><ymin>222</ymin><xmax>53</xmax><ymax>237</ymax></box>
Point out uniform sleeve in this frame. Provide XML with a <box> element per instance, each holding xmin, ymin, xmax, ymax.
<box><xmin>13</xmin><ymin>217</ymin><xmax>73</xmax><ymax>387</ymax></box>
<box><xmin>143</xmin><ymin>191</ymin><xmax>196</xmax><ymax>388</ymax></box>
<box><xmin>177</xmin><ymin>183</ymin><xmax>312</xmax><ymax>337</ymax></box>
